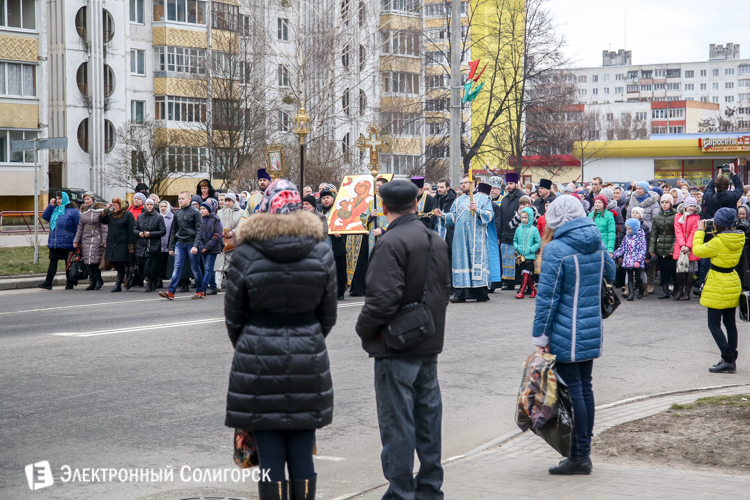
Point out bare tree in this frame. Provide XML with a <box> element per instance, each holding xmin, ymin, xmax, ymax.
<box><xmin>698</xmin><ymin>107</ymin><xmax>741</xmax><ymax>133</ymax></box>
<box><xmin>107</xmin><ymin>120</ymin><xmax>191</xmax><ymax>195</ymax></box>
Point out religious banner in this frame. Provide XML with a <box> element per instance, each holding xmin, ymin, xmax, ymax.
<box><xmin>327</xmin><ymin>173</ymin><xmax>394</xmax><ymax>234</ymax></box>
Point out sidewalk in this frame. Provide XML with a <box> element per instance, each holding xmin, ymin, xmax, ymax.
<box><xmin>0</xmin><ymin>270</ymin><xmax>118</xmax><ymax>291</ymax></box>
<box><xmin>350</xmin><ymin>384</ymin><xmax>750</xmax><ymax>500</ymax></box>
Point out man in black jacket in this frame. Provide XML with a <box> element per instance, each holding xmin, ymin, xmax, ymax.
<box><xmin>356</xmin><ymin>180</ymin><xmax>450</xmax><ymax>500</ymax></box>
<box><xmin>703</xmin><ymin>164</ymin><xmax>743</xmax><ymax>219</ymax></box>
<box><xmin>160</xmin><ymin>191</ymin><xmax>203</xmax><ymax>299</ymax></box>
<box><xmin>499</xmin><ymin>172</ymin><xmax>524</xmax><ymax>290</ymax></box>
<box><xmin>534</xmin><ymin>178</ymin><xmax>557</xmax><ymax>215</ymax></box>
<box><xmin>319</xmin><ymin>189</ymin><xmax>347</xmax><ymax>299</ymax></box>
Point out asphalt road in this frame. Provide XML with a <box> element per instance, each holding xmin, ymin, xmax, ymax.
<box><xmin>1</xmin><ymin>284</ymin><xmax>748</xmax><ymax>500</ymax></box>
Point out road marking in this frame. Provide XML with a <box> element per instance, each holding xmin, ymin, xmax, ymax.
<box><xmin>50</xmin><ymin>302</ymin><xmax>364</xmax><ymax>337</ymax></box>
<box><xmin>313</xmin><ymin>456</ymin><xmax>346</xmax><ymax>461</ymax></box>
<box><xmin>0</xmin><ymin>295</ymin><xmax>201</xmax><ymax>317</ymax></box>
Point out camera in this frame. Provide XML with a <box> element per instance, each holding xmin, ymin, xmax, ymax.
<box><xmin>719</xmin><ymin>163</ymin><xmax>732</xmax><ymax>173</ymax></box>
<box><xmin>705</xmin><ymin>219</ymin><xmax>714</xmax><ymax>234</ymax></box>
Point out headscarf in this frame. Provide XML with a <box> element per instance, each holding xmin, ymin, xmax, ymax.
<box><xmin>144</xmin><ymin>198</ymin><xmax>155</xmax><ymax>212</ymax></box>
<box><xmin>635</xmin><ymin>181</ymin><xmax>651</xmax><ymax>202</ymax></box>
<box><xmin>669</xmin><ymin>188</ymin><xmax>684</xmax><ymax>206</ymax></box>
<box><xmin>49</xmin><ymin>192</ymin><xmax>70</xmax><ymax>230</ymax></box>
<box><xmin>110</xmin><ymin>198</ymin><xmax>129</xmax><ymax>219</ymax></box>
<box><xmin>159</xmin><ymin>200</ymin><xmax>172</xmax><ymax>218</ymax></box>
<box><xmin>545</xmin><ymin>195</ymin><xmax>587</xmax><ymax>231</ymax></box>
<box><xmin>259</xmin><ymin>179</ymin><xmax>302</xmax><ymax>214</ymax></box>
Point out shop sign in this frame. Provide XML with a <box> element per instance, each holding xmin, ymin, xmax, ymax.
<box><xmin>699</xmin><ymin>135</ymin><xmax>750</xmax><ymax>151</ymax></box>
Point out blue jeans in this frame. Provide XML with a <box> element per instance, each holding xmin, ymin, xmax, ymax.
<box><xmin>168</xmin><ymin>243</ymin><xmax>203</xmax><ymax>293</ymax></box>
<box><xmin>555</xmin><ymin>360</ymin><xmax>595</xmax><ymax>461</ymax></box>
<box><xmin>201</xmin><ymin>253</ymin><xmax>217</xmax><ymax>290</ymax></box>
<box><xmin>374</xmin><ymin>357</ymin><xmax>443</xmax><ymax>500</ymax></box>
<box><xmin>253</xmin><ymin>429</ymin><xmax>316</xmax><ymax>482</ymax></box>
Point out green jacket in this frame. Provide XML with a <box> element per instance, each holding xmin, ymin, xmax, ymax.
<box><xmin>588</xmin><ymin>209</ymin><xmax>616</xmax><ymax>253</ymax></box>
<box><xmin>649</xmin><ymin>208</ymin><xmax>677</xmax><ymax>257</ymax></box>
<box><xmin>513</xmin><ymin>209</ymin><xmax>541</xmax><ymax>260</ymax></box>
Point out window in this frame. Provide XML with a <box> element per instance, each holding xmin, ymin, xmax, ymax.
<box><xmin>578</xmin><ymin>75</ymin><xmax>587</xmax><ymax>83</ymax></box>
<box><xmin>382</xmin><ymin>71</ymin><xmax>419</xmax><ymax>95</ymax></box>
<box><xmin>652</xmin><ymin>109</ymin><xmax>666</xmax><ymax>119</ymax></box>
<box><xmin>725</xmin><ymin>95</ymin><xmax>735</xmax><ymax>103</ymax></box>
<box><xmin>426</xmin><ymin>74</ymin><xmax>445</xmax><ymax>88</ymax></box>
<box><xmin>636</xmin><ymin>112</ymin><xmax>647</xmax><ymax>120</ymax></box>
<box><xmin>154</xmin><ymin>46</ymin><xmax>206</xmax><ymax>75</ymax></box>
<box><xmin>740</xmin><ymin>94</ymin><xmax>750</xmax><ymax>102</ymax></box>
<box><xmin>0</xmin><ymin>62</ymin><xmax>36</xmax><ymax>96</ymax></box>
<box><xmin>342</xmin><ymin>44</ymin><xmax>349</xmax><ymax>68</ymax></box>
<box><xmin>592</xmin><ymin>75</ymin><xmax>598</xmax><ymax>83</ymax></box>
<box><xmin>651</xmin><ymin>126</ymin><xmax>667</xmax><ymax>134</ymax></box>
<box><xmin>426</xmin><ymin>120</ymin><xmax>445</xmax><ymax>135</ymax></box>
<box><xmin>726</xmin><ymin>82</ymin><xmax>734</xmax><ymax>89</ymax></box>
<box><xmin>700</xmin><ymin>83</ymin><xmax>707</xmax><ymax>90</ymax></box>
<box><xmin>640</xmin><ymin>84</ymin><xmax>651</xmax><ymax>91</ymax></box>
<box><xmin>382</xmin><ymin>112</ymin><xmax>421</xmax><ymax>137</ymax></box>
<box><xmin>153</xmin><ymin>0</ymin><xmax>206</xmax><ymax>24</ymax></box>
<box><xmin>668</xmin><ymin>108</ymin><xmax>684</xmax><ymax>118</ymax></box>
<box><xmin>603</xmin><ymin>74</ymin><xmax>610</xmax><ymax>82</ymax></box>
<box><xmin>739</xmin><ymin>80</ymin><xmax>750</xmax><ymax>88</ymax></box>
<box><xmin>606</xmin><ymin>113</ymin><xmax>613</xmax><ymax>121</ymax></box>
<box><xmin>654</xmin><ymin>70</ymin><xmax>666</xmax><ymax>77</ymax></box>
<box><xmin>668</xmin><ymin>126</ymin><xmax>684</xmax><ymax>134</ymax></box>
<box><xmin>424</xmin><ymin>98</ymin><xmax>447</xmax><ymax>111</ymax></box>
<box><xmin>278</xmin><ymin>110</ymin><xmax>290</xmax><ymax>131</ymax></box>
<box><xmin>212</xmin><ymin>1</ymin><xmax>239</xmax><ymax>30</ymax></box>
<box><xmin>726</xmin><ymin>68</ymin><xmax>735</xmax><ymax>76</ymax></box>
<box><xmin>359</xmin><ymin>44</ymin><xmax>365</xmax><ymax>71</ymax></box>
<box><xmin>653</xmin><ymin>83</ymin><xmax>665</xmax><ymax>90</ymax></box>
<box><xmin>77</xmin><ymin>119</ymin><xmax>89</xmax><ymax>152</ymax></box>
<box><xmin>104</xmin><ymin>120</ymin><xmax>116</xmax><ymax>153</ymax></box>
<box><xmin>578</xmin><ymin>88</ymin><xmax>587</xmax><ymax>96</ymax></box>
<box><xmin>666</xmin><ymin>83</ymin><xmax>680</xmax><ymax>90</ymax></box>
<box><xmin>103</xmin><ymin>64</ymin><xmax>115</xmax><ymax>97</ymax></box>
<box><xmin>161</xmin><ymin>146</ymin><xmax>208</xmax><ymax>172</ymax></box>
<box><xmin>591</xmin><ymin>88</ymin><xmax>598</xmax><ymax>95</ymax></box>
<box><xmin>641</xmin><ymin>70</ymin><xmax>652</xmax><ymax>79</ymax></box>
<box><xmin>130</xmin><ymin>49</ymin><xmax>145</xmax><ymax>75</ymax></box>
<box><xmin>712</xmin><ymin>82</ymin><xmax>719</xmax><ymax>90</ymax></box>
<box><xmin>700</xmin><ymin>96</ymin><xmax>708</xmax><ymax>102</ymax></box>
<box><xmin>666</xmin><ymin>69</ymin><xmax>680</xmax><ymax>78</ymax></box>
<box><xmin>0</xmin><ymin>129</ymin><xmax>36</xmax><ymax>162</ymax></box>
<box><xmin>425</xmin><ymin>51</ymin><xmax>446</xmax><ymax>66</ymax></box>
<box><xmin>685</xmin><ymin>70</ymin><xmax>694</xmax><ymax>78</ymax></box>
<box><xmin>422</xmin><ymin>1</ymin><xmax>467</xmax><ymax>16</ymax></box>
<box><xmin>740</xmin><ymin>65</ymin><xmax>750</xmax><ymax>75</ymax></box>
<box><xmin>620</xmin><ymin>113</ymin><xmax>629</xmax><ymax>120</ymax></box>
<box><xmin>277</xmin><ymin>17</ymin><xmax>289</xmax><ymax>40</ymax></box>
<box><xmin>341</xmin><ymin>0</ymin><xmax>350</xmax><ymax>23</ymax></box>
<box><xmin>359</xmin><ymin>89</ymin><xmax>366</xmax><ymax>115</ymax></box>
<box><xmin>102</xmin><ymin>9</ymin><xmax>114</xmax><ymax>42</ymax></box>
<box><xmin>131</xmin><ymin>101</ymin><xmax>145</xmax><ymax>124</ymax></box>
<box><xmin>700</xmin><ymin>69</ymin><xmax>707</xmax><ymax>77</ymax></box>
<box><xmin>616</xmin><ymin>74</ymin><xmax>624</xmax><ymax>81</ymax></box>
<box><xmin>603</xmin><ymin>87</ymin><xmax>609</xmax><ymax>94</ymax></box>
<box><xmin>614</xmin><ymin>86</ymin><xmax>623</xmax><ymax>94</ymax></box>
<box><xmin>358</xmin><ymin>1</ymin><xmax>365</xmax><ymax>26</ymax></box>
<box><xmin>685</xmin><ymin>83</ymin><xmax>694</xmax><ymax>91</ymax></box>
<box><xmin>712</xmin><ymin>96</ymin><xmax>719</xmax><ymax>103</ymax></box>
<box><xmin>739</xmin><ymin>107</ymin><xmax>750</xmax><ymax>114</ymax></box>
<box><xmin>713</xmin><ymin>68</ymin><xmax>719</xmax><ymax>76</ymax></box>
<box><xmin>1</xmin><ymin>0</ymin><xmax>36</xmax><ymax>29</ymax></box>
<box><xmin>381</xmin><ymin>0</ymin><xmax>419</xmax><ymax>13</ymax></box>
<box><xmin>381</xmin><ymin>30</ymin><xmax>421</xmax><ymax>57</ymax></box>
<box><xmin>130</xmin><ymin>0</ymin><xmax>144</xmax><ymax>23</ymax></box>
<box><xmin>627</xmin><ymin>71</ymin><xmax>639</xmax><ymax>80</ymax></box>
<box><xmin>277</xmin><ymin>64</ymin><xmax>289</xmax><ymax>87</ymax></box>
<box><xmin>154</xmin><ymin>95</ymin><xmax>207</xmax><ymax>122</ymax></box>
<box><xmin>342</xmin><ymin>88</ymin><xmax>349</xmax><ymax>115</ymax></box>
<box><xmin>626</xmin><ymin>84</ymin><xmax>639</xmax><ymax>93</ymax></box>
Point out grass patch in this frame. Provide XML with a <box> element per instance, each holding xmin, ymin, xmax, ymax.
<box><xmin>670</xmin><ymin>403</ymin><xmax>695</xmax><ymax>410</ymax></box>
<box><xmin>0</xmin><ymin>246</ymin><xmax>63</xmax><ymax>276</ymax></box>
<box><xmin>695</xmin><ymin>395</ymin><xmax>750</xmax><ymax>408</ymax></box>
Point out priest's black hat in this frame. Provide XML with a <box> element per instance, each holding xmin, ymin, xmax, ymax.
<box><xmin>539</xmin><ymin>178</ymin><xmax>553</xmax><ymax>190</ymax></box>
<box><xmin>477</xmin><ymin>183</ymin><xmax>492</xmax><ymax>195</ymax></box>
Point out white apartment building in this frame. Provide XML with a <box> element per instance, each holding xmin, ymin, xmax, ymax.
<box><xmin>573</xmin><ymin>43</ymin><xmax>750</xmax><ymax>130</ymax></box>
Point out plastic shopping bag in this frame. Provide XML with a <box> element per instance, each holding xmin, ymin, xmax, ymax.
<box><xmin>515</xmin><ymin>352</ymin><xmax>574</xmax><ymax>457</ymax></box>
<box><xmin>676</xmin><ymin>251</ymin><xmax>690</xmax><ymax>273</ymax></box>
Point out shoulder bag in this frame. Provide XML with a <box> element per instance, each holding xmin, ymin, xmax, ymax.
<box><xmin>601</xmin><ymin>277</ymin><xmax>621</xmax><ymax>319</ymax></box>
<box><xmin>515</xmin><ymin>227</ymin><xmax>532</xmax><ymax>265</ymax></box>
<box><xmin>740</xmin><ymin>291</ymin><xmax>750</xmax><ymax>323</ymax></box>
<box><xmin>381</xmin><ymin>231</ymin><xmax>435</xmax><ymax>351</ymax></box>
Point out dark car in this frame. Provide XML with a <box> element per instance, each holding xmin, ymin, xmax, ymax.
<box><xmin>49</xmin><ymin>187</ymin><xmax>107</xmax><ymax>207</ymax></box>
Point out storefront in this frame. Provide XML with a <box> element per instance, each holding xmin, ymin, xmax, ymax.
<box><xmin>574</xmin><ymin>133</ymin><xmax>750</xmax><ymax>186</ymax></box>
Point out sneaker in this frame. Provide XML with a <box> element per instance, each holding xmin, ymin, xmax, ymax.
<box><xmin>191</xmin><ymin>291</ymin><xmax>205</xmax><ymax>299</ymax></box>
<box><xmin>159</xmin><ymin>291</ymin><xmax>175</xmax><ymax>300</ymax></box>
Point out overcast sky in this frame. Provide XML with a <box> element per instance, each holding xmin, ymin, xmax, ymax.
<box><xmin>546</xmin><ymin>0</ymin><xmax>749</xmax><ymax>68</ymax></box>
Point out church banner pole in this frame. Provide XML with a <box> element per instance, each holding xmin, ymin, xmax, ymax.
<box><xmin>468</xmin><ymin>167</ymin><xmax>475</xmax><ymax>216</ymax></box>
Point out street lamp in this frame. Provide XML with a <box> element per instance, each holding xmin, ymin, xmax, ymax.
<box><xmin>293</xmin><ymin>105</ymin><xmax>311</xmax><ymax>188</ymax></box>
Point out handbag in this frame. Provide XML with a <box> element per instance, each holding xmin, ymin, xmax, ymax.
<box><xmin>381</xmin><ymin>231</ymin><xmax>435</xmax><ymax>352</ymax></box>
<box><xmin>223</xmin><ymin>231</ymin><xmax>236</xmax><ymax>253</ymax></box>
<box><xmin>124</xmin><ymin>254</ymin><xmax>140</xmax><ymax>289</ymax></box>
<box><xmin>233</xmin><ymin>429</ymin><xmax>259</xmax><ymax>468</ymax></box>
<box><xmin>740</xmin><ymin>291</ymin><xmax>750</xmax><ymax>323</ymax></box>
<box><xmin>515</xmin><ymin>226</ymin><xmax>532</xmax><ymax>266</ymax></box>
<box><xmin>67</xmin><ymin>248</ymin><xmax>89</xmax><ymax>281</ymax></box>
<box><xmin>100</xmin><ymin>252</ymin><xmax>114</xmax><ymax>271</ymax></box>
<box><xmin>601</xmin><ymin>277</ymin><xmax>621</xmax><ymax>319</ymax></box>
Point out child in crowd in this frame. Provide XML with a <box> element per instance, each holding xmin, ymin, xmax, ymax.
<box><xmin>509</xmin><ymin>195</ymin><xmax>539</xmax><ymax>229</ymax></box>
<box><xmin>650</xmin><ymin>194</ymin><xmax>678</xmax><ymax>299</ymax></box>
<box><xmin>514</xmin><ymin>207</ymin><xmax>541</xmax><ymax>299</ymax></box>
<box><xmin>589</xmin><ymin>194</ymin><xmax>616</xmax><ymax>255</ymax></box>
<box><xmin>673</xmin><ymin>196</ymin><xmax>702</xmax><ymax>299</ymax></box>
<box><xmin>614</xmin><ymin>218</ymin><xmax>647</xmax><ymax>301</ymax></box>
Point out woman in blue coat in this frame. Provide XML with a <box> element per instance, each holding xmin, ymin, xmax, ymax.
<box><xmin>39</xmin><ymin>191</ymin><xmax>81</xmax><ymax>290</ymax></box>
<box><xmin>532</xmin><ymin>195</ymin><xmax>616</xmax><ymax>475</ymax></box>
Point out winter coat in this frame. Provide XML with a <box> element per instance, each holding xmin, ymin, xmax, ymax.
<box><xmin>356</xmin><ymin>213</ymin><xmax>451</xmax><ymax>358</ymax></box>
<box><xmin>43</xmin><ymin>203</ymin><xmax>80</xmax><ymax>250</ymax></box>
<box><xmin>613</xmin><ymin>228</ymin><xmax>647</xmax><ymax>269</ymax></box>
<box><xmin>224</xmin><ymin>210</ymin><xmax>337</xmax><ymax>431</ymax></box>
<box><xmin>201</xmin><ymin>214</ymin><xmax>224</xmax><ymax>254</ymax></box>
<box><xmin>627</xmin><ymin>191</ymin><xmax>660</xmax><ymax>232</ymax></box>
<box><xmin>160</xmin><ymin>211</ymin><xmax>174</xmax><ymax>253</ymax></box>
<box><xmin>735</xmin><ymin>217</ymin><xmax>750</xmax><ymax>290</ymax></box>
<box><xmin>513</xmin><ymin>216</ymin><xmax>541</xmax><ymax>260</ymax></box>
<box><xmin>168</xmin><ymin>206</ymin><xmax>203</xmax><ymax>250</ymax></box>
<box><xmin>673</xmin><ymin>207</ymin><xmax>702</xmax><ymax>262</ymax></box>
<box><xmin>589</xmin><ymin>209</ymin><xmax>616</xmax><ymax>253</ymax></box>
<box><xmin>133</xmin><ymin>210</ymin><xmax>167</xmax><ymax>257</ymax></box>
<box><xmin>499</xmin><ymin>188</ymin><xmax>524</xmax><ymax>244</ymax></box>
<box><xmin>215</xmin><ymin>204</ymin><xmax>244</xmax><ymax>272</ymax></box>
<box><xmin>533</xmin><ymin>192</ymin><xmax>557</xmax><ymax>216</ymax></box>
<box><xmin>693</xmin><ymin>229</ymin><xmax>744</xmax><ymax>309</ymax></box>
<box><xmin>537</xmin><ymin>214</ymin><xmax>547</xmax><ymax>239</ymax></box>
<box><xmin>196</xmin><ymin>178</ymin><xmax>218</xmax><ymax>202</ymax></box>
<box><xmin>649</xmin><ymin>208</ymin><xmax>677</xmax><ymax>257</ymax></box>
<box><xmin>100</xmin><ymin>210</ymin><xmax>136</xmax><ymax>263</ymax></box>
<box><xmin>532</xmin><ymin>217</ymin><xmax>616</xmax><ymax>363</ymax></box>
<box><xmin>128</xmin><ymin>204</ymin><xmax>143</xmax><ymax>221</ymax></box>
<box><xmin>703</xmin><ymin>174</ymin><xmax>743</xmax><ymax>219</ymax></box>
<box><xmin>73</xmin><ymin>205</ymin><xmax>108</xmax><ymax>264</ymax></box>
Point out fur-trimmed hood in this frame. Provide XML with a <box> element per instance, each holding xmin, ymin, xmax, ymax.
<box><xmin>235</xmin><ymin>210</ymin><xmax>328</xmax><ymax>263</ymax></box>
<box><xmin>629</xmin><ymin>190</ymin><xmax>659</xmax><ymax>208</ymax></box>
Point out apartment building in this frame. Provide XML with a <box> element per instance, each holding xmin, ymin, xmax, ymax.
<box><xmin>574</xmin><ymin>43</ymin><xmax>750</xmax><ymax>131</ymax></box>
<box><xmin>0</xmin><ymin>0</ymin><xmax>48</xmax><ymax>211</ymax></box>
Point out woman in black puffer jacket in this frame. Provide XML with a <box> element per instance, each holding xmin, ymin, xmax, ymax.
<box><xmin>133</xmin><ymin>198</ymin><xmax>167</xmax><ymax>292</ymax></box>
<box><xmin>224</xmin><ymin>180</ymin><xmax>336</xmax><ymax>500</ymax></box>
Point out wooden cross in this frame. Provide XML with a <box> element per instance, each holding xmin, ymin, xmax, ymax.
<box><xmin>355</xmin><ymin>123</ymin><xmax>391</xmax><ymax>171</ymax></box>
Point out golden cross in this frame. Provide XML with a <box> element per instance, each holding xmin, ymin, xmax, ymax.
<box><xmin>355</xmin><ymin>123</ymin><xmax>391</xmax><ymax>171</ymax></box>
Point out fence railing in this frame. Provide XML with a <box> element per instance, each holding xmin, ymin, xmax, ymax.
<box><xmin>0</xmin><ymin>212</ymin><xmax>49</xmax><ymax>233</ymax></box>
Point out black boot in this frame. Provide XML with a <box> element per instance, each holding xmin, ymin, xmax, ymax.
<box><xmin>111</xmin><ymin>271</ymin><xmax>123</xmax><ymax>292</ymax></box>
<box><xmin>258</xmin><ymin>480</ymin><xmax>288</xmax><ymax>500</ymax></box>
<box><xmin>636</xmin><ymin>272</ymin><xmax>645</xmax><ymax>299</ymax></box>
<box><xmin>156</xmin><ymin>279</ymin><xmax>163</xmax><ymax>289</ymax></box>
<box><xmin>709</xmin><ymin>351</ymin><xmax>738</xmax><ymax>373</ymax></box>
<box><xmin>86</xmin><ymin>266</ymin><xmax>97</xmax><ymax>290</ymax></box>
<box><xmin>627</xmin><ymin>273</ymin><xmax>635</xmax><ymax>302</ymax></box>
<box><xmin>95</xmin><ymin>274</ymin><xmax>104</xmax><ymax>290</ymax></box>
<box><xmin>549</xmin><ymin>458</ymin><xmax>592</xmax><ymax>475</ymax></box>
<box><xmin>450</xmin><ymin>291</ymin><xmax>466</xmax><ymax>303</ymax></box>
<box><xmin>681</xmin><ymin>275</ymin><xmax>693</xmax><ymax>301</ymax></box>
<box><xmin>289</xmin><ymin>474</ymin><xmax>316</xmax><ymax>500</ymax></box>
<box><xmin>178</xmin><ymin>279</ymin><xmax>190</xmax><ymax>293</ymax></box>
<box><xmin>143</xmin><ymin>280</ymin><xmax>154</xmax><ymax>293</ymax></box>
<box><xmin>658</xmin><ymin>282</ymin><xmax>671</xmax><ymax>299</ymax></box>
<box><xmin>500</xmin><ymin>280</ymin><xmax>514</xmax><ymax>291</ymax></box>
<box><xmin>65</xmin><ymin>280</ymin><xmax>75</xmax><ymax>290</ymax></box>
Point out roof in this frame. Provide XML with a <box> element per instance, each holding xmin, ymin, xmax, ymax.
<box><xmin>508</xmin><ymin>155</ymin><xmax>582</xmax><ymax>167</ymax></box>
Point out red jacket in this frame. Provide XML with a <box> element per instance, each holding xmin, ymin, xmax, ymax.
<box><xmin>673</xmin><ymin>211</ymin><xmax>701</xmax><ymax>261</ymax></box>
<box><xmin>129</xmin><ymin>205</ymin><xmax>143</xmax><ymax>221</ymax></box>
<box><xmin>537</xmin><ymin>214</ymin><xmax>547</xmax><ymax>239</ymax></box>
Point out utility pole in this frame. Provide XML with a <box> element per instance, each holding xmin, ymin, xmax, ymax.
<box><xmin>449</xmin><ymin>0</ymin><xmax>462</xmax><ymax>187</ymax></box>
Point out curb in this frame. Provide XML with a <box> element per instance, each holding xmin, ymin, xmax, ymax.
<box><xmin>0</xmin><ymin>271</ymin><xmax>119</xmax><ymax>291</ymax></box>
<box><xmin>333</xmin><ymin>383</ymin><xmax>750</xmax><ymax>500</ymax></box>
